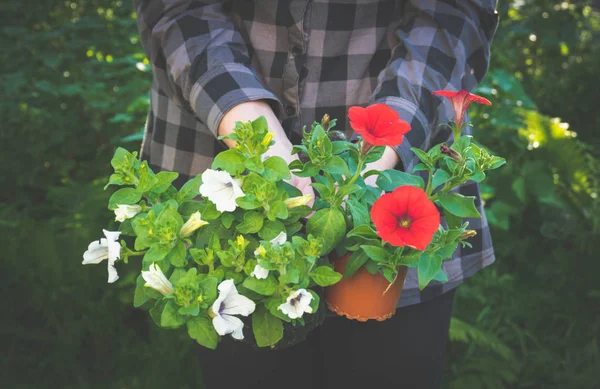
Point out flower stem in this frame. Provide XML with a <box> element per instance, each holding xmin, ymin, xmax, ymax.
<box><xmin>425</xmin><ymin>169</ymin><xmax>433</xmax><ymax>197</ymax></box>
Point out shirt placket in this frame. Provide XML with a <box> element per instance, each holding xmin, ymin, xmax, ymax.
<box><xmin>281</xmin><ymin>0</ymin><xmax>310</xmax><ymax>142</ymax></box>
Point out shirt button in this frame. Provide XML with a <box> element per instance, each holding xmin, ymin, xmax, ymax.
<box><xmin>291</xmin><ymin>45</ymin><xmax>303</xmax><ymax>56</ymax></box>
<box><xmin>285</xmin><ymin>105</ymin><xmax>296</xmax><ymax>116</ymax></box>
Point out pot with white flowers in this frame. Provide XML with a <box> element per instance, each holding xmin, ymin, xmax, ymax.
<box><xmin>291</xmin><ymin>93</ymin><xmax>506</xmax><ymax>321</ymax></box>
<box><xmin>83</xmin><ymin>117</ymin><xmax>342</xmax><ymax>350</ymax></box>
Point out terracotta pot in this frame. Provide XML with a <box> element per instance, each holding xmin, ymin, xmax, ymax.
<box><xmin>325</xmin><ymin>254</ymin><xmax>408</xmax><ymax>322</ymax></box>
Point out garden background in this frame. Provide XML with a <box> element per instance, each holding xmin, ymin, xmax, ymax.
<box><xmin>2</xmin><ymin>0</ymin><xmax>599</xmax><ymax>388</ymax></box>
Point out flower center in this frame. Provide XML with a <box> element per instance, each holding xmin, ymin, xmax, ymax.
<box><xmin>290</xmin><ymin>295</ymin><xmax>302</xmax><ymax>306</ymax></box>
<box><xmin>397</xmin><ymin>216</ymin><xmax>411</xmax><ymax>229</ymax></box>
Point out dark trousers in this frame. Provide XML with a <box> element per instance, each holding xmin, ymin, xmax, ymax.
<box><xmin>198</xmin><ymin>289</ymin><xmax>456</xmax><ymax>389</ymax></box>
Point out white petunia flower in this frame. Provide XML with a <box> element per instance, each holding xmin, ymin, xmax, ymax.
<box><xmin>82</xmin><ymin>229</ymin><xmax>121</xmax><ymax>283</ymax></box>
<box><xmin>211</xmin><ymin>279</ymin><xmax>256</xmax><ymax>340</ymax></box>
<box><xmin>114</xmin><ymin>204</ymin><xmax>142</xmax><ymax>222</ymax></box>
<box><xmin>251</xmin><ymin>232</ymin><xmax>287</xmax><ymax>279</ymax></box>
<box><xmin>250</xmin><ymin>264</ymin><xmax>269</xmax><ymax>279</ymax></box>
<box><xmin>278</xmin><ymin>289</ymin><xmax>313</xmax><ymax>319</ymax></box>
<box><xmin>141</xmin><ymin>263</ymin><xmax>174</xmax><ymax>296</ymax></box>
<box><xmin>199</xmin><ymin>169</ymin><xmax>245</xmax><ymax>212</ymax></box>
<box><xmin>179</xmin><ymin>211</ymin><xmax>209</xmax><ymax>238</ymax></box>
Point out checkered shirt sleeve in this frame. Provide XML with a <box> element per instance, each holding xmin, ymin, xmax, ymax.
<box><xmin>371</xmin><ymin>0</ymin><xmax>499</xmax><ymax>172</ymax></box>
<box><xmin>133</xmin><ymin>0</ymin><xmax>283</xmax><ymax>136</ymax></box>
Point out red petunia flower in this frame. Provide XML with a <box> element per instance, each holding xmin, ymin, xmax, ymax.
<box><xmin>432</xmin><ymin>90</ymin><xmax>491</xmax><ymax>130</ymax></box>
<box><xmin>370</xmin><ymin>186</ymin><xmax>440</xmax><ymax>250</ymax></box>
<box><xmin>348</xmin><ymin>104</ymin><xmax>411</xmax><ymax>148</ymax></box>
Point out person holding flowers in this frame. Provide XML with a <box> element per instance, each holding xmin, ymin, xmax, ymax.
<box><xmin>130</xmin><ymin>0</ymin><xmax>500</xmax><ymax>387</ymax></box>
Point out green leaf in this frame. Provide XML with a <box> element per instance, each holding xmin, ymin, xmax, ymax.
<box><xmin>236</xmin><ymin>195</ymin><xmax>262</xmax><ymax>210</ymax></box>
<box><xmin>177</xmin><ymin>175</ymin><xmax>202</xmax><ymax>203</ymax></box>
<box><xmin>236</xmin><ymin>211</ymin><xmax>264</xmax><ymax>234</ymax></box>
<box><xmin>187</xmin><ymin>316</ymin><xmax>219</xmax><ymax>349</ymax></box>
<box><xmin>160</xmin><ymin>301</ymin><xmax>187</xmax><ymax>328</ymax></box>
<box><xmin>347</xmin><ymin>225</ymin><xmax>378</xmax><ymax>240</ymax></box>
<box><xmin>166</xmin><ymin>241</ymin><xmax>187</xmax><ymax>267</ymax></box>
<box><xmin>266</xmin><ymin>201</ymin><xmax>288</xmax><ymax>221</ymax></box>
<box><xmin>221</xmin><ymin>212</ymin><xmax>234</xmax><ymax>229</ymax></box>
<box><xmin>437</xmin><ymin>193</ymin><xmax>481</xmax><ymax>218</ymax></box>
<box><xmin>108</xmin><ymin>188</ymin><xmax>141</xmax><ymax>210</ymax></box>
<box><xmin>487</xmin><ymin>156</ymin><xmax>506</xmax><ymax>170</ymax></box>
<box><xmin>149</xmin><ymin>299</ymin><xmax>167</xmax><ymax>327</ymax></box>
<box><xmin>433</xmin><ymin>269</ymin><xmax>448</xmax><ymax>283</ymax></box>
<box><xmin>150</xmin><ymin>171</ymin><xmax>178</xmax><ymax>195</ymax></box>
<box><xmin>244</xmin><ymin>155</ymin><xmax>264</xmax><ymax>173</ymax></box>
<box><xmin>310</xmin><ymin>266</ymin><xmax>342</xmax><ymax>287</ymax></box>
<box><xmin>411</xmin><ymin>148</ymin><xmax>432</xmax><ymax>167</ymax></box>
<box><xmin>336</xmin><ymin>184</ymin><xmax>362</xmax><ymax>199</ymax></box>
<box><xmin>142</xmin><ymin>243</ymin><xmax>171</xmax><ymax>269</ymax></box>
<box><xmin>306</xmin><ymin>208</ymin><xmax>346</xmax><ymax>255</ymax></box>
<box><xmin>360</xmin><ymin>245</ymin><xmax>390</xmax><ymax>263</ymax></box>
<box><xmin>365</xmin><ymin>146</ymin><xmax>386</xmax><ymax>163</ymax></box>
<box><xmin>376</xmin><ymin>169</ymin><xmax>424</xmax><ymax>191</ymax></box>
<box><xmin>343</xmin><ymin>250</ymin><xmax>368</xmax><ymax>279</ymax></box>
<box><xmin>212</xmin><ymin>149</ymin><xmax>246</xmax><ymax>175</ymax></box>
<box><xmin>134</xmin><ymin>274</ymin><xmax>161</xmax><ymax>307</ymax></box>
<box><xmin>443</xmin><ymin>208</ymin><xmax>462</xmax><ymax>229</ymax></box>
<box><xmin>258</xmin><ymin>220</ymin><xmax>286</xmax><ymax>240</ymax></box>
<box><xmin>432</xmin><ymin>169</ymin><xmax>451</xmax><ymax>190</ymax></box>
<box><xmin>263</xmin><ymin>156</ymin><xmax>291</xmax><ymax>181</ymax></box>
<box><xmin>252</xmin><ymin>305</ymin><xmax>284</xmax><ymax>348</ymax></box>
<box><xmin>364</xmin><ymin>259</ymin><xmax>379</xmax><ymax>274</ymax></box>
<box><xmin>417</xmin><ymin>252</ymin><xmax>443</xmax><ymax>290</ymax></box>
<box><xmin>346</xmin><ymin>198</ymin><xmax>370</xmax><ymax>227</ymax></box>
<box><xmin>243</xmin><ymin>275</ymin><xmax>278</xmax><ymax>296</ymax></box>
<box><xmin>322</xmin><ymin>155</ymin><xmax>350</xmax><ymax>176</ymax></box>
<box><xmin>436</xmin><ymin>241</ymin><xmax>459</xmax><ymax>260</ymax></box>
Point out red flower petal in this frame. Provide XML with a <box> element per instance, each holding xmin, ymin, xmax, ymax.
<box><xmin>432</xmin><ymin>89</ymin><xmax>491</xmax><ymax>128</ymax></box>
<box><xmin>371</xmin><ymin>186</ymin><xmax>440</xmax><ymax>250</ymax></box>
<box><xmin>348</xmin><ymin>104</ymin><xmax>411</xmax><ymax>147</ymax></box>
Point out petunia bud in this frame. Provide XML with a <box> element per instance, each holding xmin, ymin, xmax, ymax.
<box><xmin>321</xmin><ymin>114</ymin><xmax>331</xmax><ymax>130</ymax></box>
<box><xmin>459</xmin><ymin>230</ymin><xmax>477</xmax><ymax>240</ymax></box>
<box><xmin>179</xmin><ymin>211</ymin><xmax>208</xmax><ymax>238</ymax></box>
<box><xmin>284</xmin><ymin>194</ymin><xmax>313</xmax><ymax>208</ymax></box>
<box><xmin>261</xmin><ymin>132</ymin><xmax>274</xmax><ymax>147</ymax></box>
<box><xmin>440</xmin><ymin>145</ymin><xmax>463</xmax><ymax>162</ymax></box>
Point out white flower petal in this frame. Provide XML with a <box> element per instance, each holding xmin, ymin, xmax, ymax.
<box><xmin>221</xmin><ymin>291</ymin><xmax>255</xmax><ymax>317</ymax></box>
<box><xmin>250</xmin><ymin>265</ymin><xmax>269</xmax><ymax>279</ymax></box>
<box><xmin>102</xmin><ymin>229</ymin><xmax>121</xmax><ymax>242</ymax></box>
<box><xmin>114</xmin><ymin>204</ymin><xmax>142</xmax><ymax>222</ymax></box>
<box><xmin>199</xmin><ymin>169</ymin><xmax>244</xmax><ymax>212</ymax></box>
<box><xmin>82</xmin><ymin>239</ymin><xmax>108</xmax><ymax>264</ymax></box>
<box><xmin>278</xmin><ymin>289</ymin><xmax>313</xmax><ymax>319</ymax></box>
<box><xmin>212</xmin><ymin>313</ymin><xmax>245</xmax><ymax>339</ymax></box>
<box><xmin>270</xmin><ymin>231</ymin><xmax>287</xmax><ymax>245</ymax></box>
<box><xmin>142</xmin><ymin>263</ymin><xmax>174</xmax><ymax>295</ymax></box>
<box><xmin>107</xmin><ymin>262</ymin><xmax>119</xmax><ymax>283</ymax></box>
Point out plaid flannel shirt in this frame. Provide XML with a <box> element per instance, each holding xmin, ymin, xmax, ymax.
<box><xmin>134</xmin><ymin>0</ymin><xmax>499</xmax><ymax>307</ymax></box>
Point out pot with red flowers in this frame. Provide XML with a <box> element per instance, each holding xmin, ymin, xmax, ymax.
<box><xmin>291</xmin><ymin>91</ymin><xmax>505</xmax><ymax>321</ymax></box>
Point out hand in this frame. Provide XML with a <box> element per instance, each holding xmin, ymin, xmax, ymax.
<box><xmin>218</xmin><ymin>100</ymin><xmax>315</xmax><ymax>205</ymax></box>
<box><xmin>363</xmin><ymin>146</ymin><xmax>401</xmax><ymax>187</ymax></box>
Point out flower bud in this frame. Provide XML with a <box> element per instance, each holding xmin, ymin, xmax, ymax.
<box><xmin>440</xmin><ymin>145</ymin><xmax>463</xmax><ymax>162</ymax></box>
<box><xmin>261</xmin><ymin>132</ymin><xmax>273</xmax><ymax>147</ymax></box>
<box><xmin>114</xmin><ymin>204</ymin><xmax>142</xmax><ymax>222</ymax></box>
<box><xmin>321</xmin><ymin>114</ymin><xmax>331</xmax><ymax>130</ymax></box>
<box><xmin>459</xmin><ymin>230</ymin><xmax>477</xmax><ymax>240</ymax></box>
<box><xmin>179</xmin><ymin>211</ymin><xmax>208</xmax><ymax>238</ymax></box>
<box><xmin>284</xmin><ymin>194</ymin><xmax>313</xmax><ymax>208</ymax></box>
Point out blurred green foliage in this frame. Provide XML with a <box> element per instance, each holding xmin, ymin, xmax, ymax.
<box><xmin>1</xmin><ymin>0</ymin><xmax>598</xmax><ymax>388</ymax></box>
